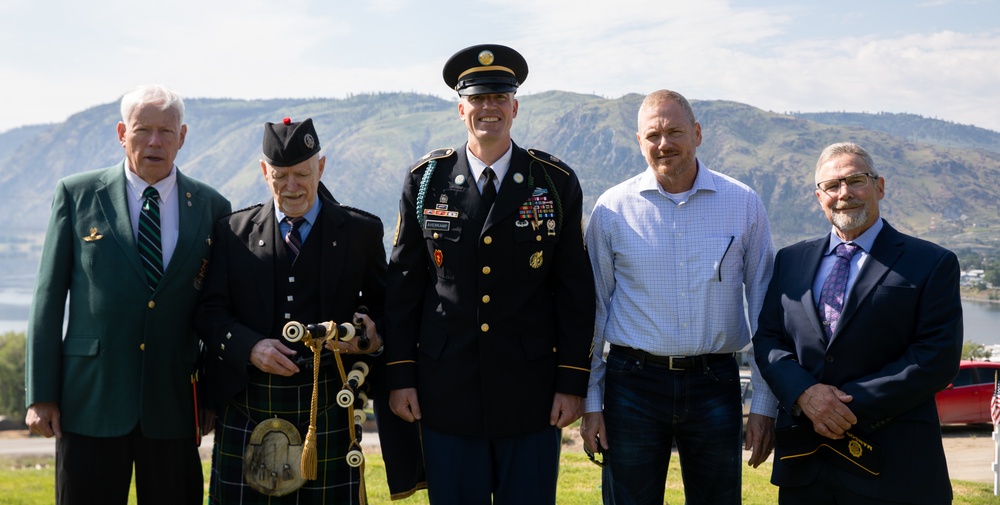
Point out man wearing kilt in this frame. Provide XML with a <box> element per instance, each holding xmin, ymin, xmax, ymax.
<box><xmin>196</xmin><ymin>117</ymin><xmax>387</xmax><ymax>504</ymax></box>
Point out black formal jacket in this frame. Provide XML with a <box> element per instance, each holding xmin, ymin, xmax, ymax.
<box><xmin>386</xmin><ymin>142</ymin><xmax>597</xmax><ymax>438</ymax></box>
<box><xmin>753</xmin><ymin>220</ymin><xmax>962</xmax><ymax>505</ymax></box>
<box><xmin>196</xmin><ymin>183</ymin><xmax>386</xmax><ymax>404</ymax></box>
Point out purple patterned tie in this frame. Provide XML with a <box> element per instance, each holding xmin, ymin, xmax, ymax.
<box><xmin>284</xmin><ymin>216</ymin><xmax>304</xmax><ymax>262</ymax></box>
<box><xmin>819</xmin><ymin>242</ymin><xmax>860</xmax><ymax>338</ymax></box>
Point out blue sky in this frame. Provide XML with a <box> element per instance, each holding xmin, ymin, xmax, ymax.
<box><xmin>1</xmin><ymin>0</ymin><xmax>997</xmax><ymax>133</ymax></box>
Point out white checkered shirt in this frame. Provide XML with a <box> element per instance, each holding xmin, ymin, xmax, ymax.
<box><xmin>585</xmin><ymin>160</ymin><xmax>779</xmax><ymax>416</ymax></box>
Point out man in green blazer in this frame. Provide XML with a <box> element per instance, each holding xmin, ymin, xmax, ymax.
<box><xmin>24</xmin><ymin>84</ymin><xmax>231</xmax><ymax>505</ymax></box>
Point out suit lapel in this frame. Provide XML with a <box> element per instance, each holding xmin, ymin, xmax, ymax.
<box><xmin>834</xmin><ymin>222</ymin><xmax>902</xmax><ymax>341</ymax></box>
<box><xmin>446</xmin><ymin>148</ymin><xmax>488</xmax><ymax>226</ymax></box>
<box><xmin>95</xmin><ymin>163</ymin><xmax>147</xmax><ymax>285</ymax></box>
<box><xmin>250</xmin><ymin>202</ymin><xmax>278</xmax><ymax>313</ymax></box>
<box><xmin>161</xmin><ymin>170</ymin><xmax>206</xmax><ymax>290</ymax></box>
<box><xmin>798</xmin><ymin>236</ymin><xmax>830</xmax><ymax>345</ymax></box>
<box><xmin>318</xmin><ymin>189</ymin><xmax>348</xmax><ymax>315</ymax></box>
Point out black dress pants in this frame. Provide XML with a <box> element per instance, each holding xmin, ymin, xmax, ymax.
<box><xmin>56</xmin><ymin>426</ymin><xmax>202</xmax><ymax>505</ymax></box>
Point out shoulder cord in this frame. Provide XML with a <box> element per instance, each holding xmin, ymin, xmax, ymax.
<box><xmin>529</xmin><ymin>159</ymin><xmax>563</xmax><ymax>229</ymax></box>
<box><xmin>415</xmin><ymin>160</ymin><xmax>437</xmax><ymax>229</ymax></box>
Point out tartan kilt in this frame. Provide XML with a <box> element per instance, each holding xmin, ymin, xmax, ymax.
<box><xmin>209</xmin><ymin>366</ymin><xmax>364</xmax><ymax>504</ymax></box>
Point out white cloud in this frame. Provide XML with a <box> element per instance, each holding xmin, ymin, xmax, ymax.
<box><xmin>0</xmin><ymin>0</ymin><xmax>998</xmax><ymax>133</ymax></box>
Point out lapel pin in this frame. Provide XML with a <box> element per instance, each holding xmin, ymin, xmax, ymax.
<box><xmin>455</xmin><ymin>174</ymin><xmax>466</xmax><ymax>185</ymax></box>
<box><xmin>83</xmin><ymin>228</ymin><xmax>103</xmax><ymax>242</ymax></box>
<box><xmin>513</xmin><ymin>172</ymin><xmax>524</xmax><ymax>184</ymax></box>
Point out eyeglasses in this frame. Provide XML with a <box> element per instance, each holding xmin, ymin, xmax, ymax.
<box><xmin>816</xmin><ymin>173</ymin><xmax>877</xmax><ymax>194</ymax></box>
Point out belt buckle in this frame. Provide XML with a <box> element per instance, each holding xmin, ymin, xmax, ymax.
<box><xmin>668</xmin><ymin>356</ymin><xmax>684</xmax><ymax>371</ymax></box>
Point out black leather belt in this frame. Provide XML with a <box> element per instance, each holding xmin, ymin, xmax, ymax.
<box><xmin>610</xmin><ymin>345</ymin><xmax>734</xmax><ymax>371</ymax></box>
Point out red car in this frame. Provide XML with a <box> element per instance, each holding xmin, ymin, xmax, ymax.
<box><xmin>935</xmin><ymin>360</ymin><xmax>1000</xmax><ymax>425</ymax></box>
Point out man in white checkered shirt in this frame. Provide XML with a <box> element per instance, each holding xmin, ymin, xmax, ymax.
<box><xmin>579</xmin><ymin>89</ymin><xmax>779</xmax><ymax>505</ymax></box>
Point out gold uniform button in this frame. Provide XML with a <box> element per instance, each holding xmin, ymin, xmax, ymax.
<box><xmin>139</xmin><ymin>343</ymin><xmax>145</xmax><ymax>351</ymax></box>
<box><xmin>481</xmin><ymin>324</ymin><xmax>490</xmax><ymax>332</ymax></box>
<box><xmin>552</xmin><ymin>347</ymin><xmax>557</xmax><ymax>353</ymax></box>
<box><xmin>482</xmin><ymin>295</ymin><xmax>491</xmax><ymax>303</ymax></box>
<box><xmin>482</xmin><ymin>266</ymin><xmax>491</xmax><ymax>275</ymax></box>
<box><xmin>536</xmin><ymin>235</ymin><xmax>542</xmax><ymax>242</ymax></box>
<box><xmin>483</xmin><ymin>236</ymin><xmax>492</xmax><ymax>245</ymax></box>
<box><xmin>433</xmin><ymin>232</ymin><xmax>440</xmax><ymax>239</ymax></box>
<box><xmin>147</xmin><ymin>301</ymin><xmax>155</xmax><ymax>309</ymax></box>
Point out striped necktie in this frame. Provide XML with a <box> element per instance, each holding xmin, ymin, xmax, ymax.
<box><xmin>285</xmin><ymin>216</ymin><xmax>305</xmax><ymax>262</ymax></box>
<box><xmin>138</xmin><ymin>186</ymin><xmax>163</xmax><ymax>289</ymax></box>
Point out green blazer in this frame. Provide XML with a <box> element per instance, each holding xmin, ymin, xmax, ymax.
<box><xmin>25</xmin><ymin>161</ymin><xmax>231</xmax><ymax>439</ymax></box>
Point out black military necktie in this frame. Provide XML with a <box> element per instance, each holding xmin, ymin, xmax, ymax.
<box><xmin>138</xmin><ymin>186</ymin><xmax>163</xmax><ymax>289</ymax></box>
<box><xmin>481</xmin><ymin>167</ymin><xmax>497</xmax><ymax>210</ymax></box>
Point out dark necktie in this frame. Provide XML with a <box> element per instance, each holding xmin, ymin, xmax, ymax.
<box><xmin>138</xmin><ymin>186</ymin><xmax>163</xmax><ymax>290</ymax></box>
<box><xmin>284</xmin><ymin>216</ymin><xmax>304</xmax><ymax>262</ymax></box>
<box><xmin>481</xmin><ymin>167</ymin><xmax>497</xmax><ymax>210</ymax></box>
<box><xmin>818</xmin><ymin>242</ymin><xmax>860</xmax><ymax>337</ymax></box>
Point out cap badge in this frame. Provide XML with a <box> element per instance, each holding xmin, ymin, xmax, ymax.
<box><xmin>304</xmin><ymin>134</ymin><xmax>315</xmax><ymax>149</ymax></box>
<box><xmin>478</xmin><ymin>50</ymin><xmax>495</xmax><ymax>66</ymax></box>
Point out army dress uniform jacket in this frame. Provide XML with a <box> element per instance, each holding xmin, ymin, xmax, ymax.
<box><xmin>386</xmin><ymin>142</ymin><xmax>597</xmax><ymax>439</ymax></box>
<box><xmin>26</xmin><ymin>161</ymin><xmax>231</xmax><ymax>439</ymax></box>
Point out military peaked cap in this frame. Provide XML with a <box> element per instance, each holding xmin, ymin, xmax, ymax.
<box><xmin>443</xmin><ymin>44</ymin><xmax>528</xmax><ymax>97</ymax></box>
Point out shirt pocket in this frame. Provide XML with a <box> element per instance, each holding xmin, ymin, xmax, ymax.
<box><xmin>423</xmin><ymin>224</ymin><xmax>462</xmax><ymax>280</ymax></box>
<box><xmin>512</xmin><ymin>222</ymin><xmax>558</xmax><ymax>280</ymax></box>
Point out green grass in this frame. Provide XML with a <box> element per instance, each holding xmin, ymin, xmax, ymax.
<box><xmin>1</xmin><ymin>451</ymin><xmax>996</xmax><ymax>504</ymax></box>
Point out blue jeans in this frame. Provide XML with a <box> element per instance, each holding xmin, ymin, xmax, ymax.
<box><xmin>602</xmin><ymin>349</ymin><xmax>743</xmax><ymax>505</ymax></box>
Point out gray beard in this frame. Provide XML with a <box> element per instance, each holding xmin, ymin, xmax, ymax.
<box><xmin>831</xmin><ymin>204</ymin><xmax>869</xmax><ymax>233</ymax></box>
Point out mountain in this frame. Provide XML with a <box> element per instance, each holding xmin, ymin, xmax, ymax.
<box><xmin>2</xmin><ymin>91</ymin><xmax>1000</xmax><ymax>276</ymax></box>
<box><xmin>791</xmin><ymin>111</ymin><xmax>1000</xmax><ymax>153</ymax></box>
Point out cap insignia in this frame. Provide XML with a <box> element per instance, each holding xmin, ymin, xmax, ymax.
<box><xmin>478</xmin><ymin>50</ymin><xmax>495</xmax><ymax>66</ymax></box>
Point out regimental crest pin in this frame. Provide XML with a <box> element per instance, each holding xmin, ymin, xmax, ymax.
<box><xmin>848</xmin><ymin>440</ymin><xmax>862</xmax><ymax>458</ymax></box>
<box><xmin>83</xmin><ymin>228</ymin><xmax>103</xmax><ymax>242</ymax></box>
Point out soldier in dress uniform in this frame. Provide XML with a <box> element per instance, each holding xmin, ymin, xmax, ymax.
<box><xmin>385</xmin><ymin>44</ymin><xmax>597</xmax><ymax>504</ymax></box>
<box><xmin>195</xmin><ymin>118</ymin><xmax>388</xmax><ymax>504</ymax></box>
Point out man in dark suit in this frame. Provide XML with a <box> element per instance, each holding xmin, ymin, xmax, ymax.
<box><xmin>386</xmin><ymin>44</ymin><xmax>596</xmax><ymax>504</ymax></box>
<box><xmin>753</xmin><ymin>142</ymin><xmax>963</xmax><ymax>504</ymax></box>
<box><xmin>195</xmin><ymin>117</ymin><xmax>389</xmax><ymax>504</ymax></box>
<box><xmin>25</xmin><ymin>84</ymin><xmax>232</xmax><ymax>505</ymax></box>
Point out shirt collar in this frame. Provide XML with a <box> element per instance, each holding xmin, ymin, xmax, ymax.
<box><xmin>124</xmin><ymin>161</ymin><xmax>177</xmax><ymax>202</ymax></box>
<box><xmin>275</xmin><ymin>196</ymin><xmax>322</xmax><ymax>225</ymax></box>
<box><xmin>467</xmin><ymin>142</ymin><xmax>513</xmax><ymax>186</ymax></box>
<box><xmin>638</xmin><ymin>158</ymin><xmax>716</xmax><ymax>203</ymax></box>
<box><xmin>826</xmin><ymin>218</ymin><xmax>883</xmax><ymax>255</ymax></box>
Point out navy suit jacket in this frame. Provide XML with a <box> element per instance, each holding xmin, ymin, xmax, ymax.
<box><xmin>753</xmin><ymin>220</ymin><xmax>962</xmax><ymax>504</ymax></box>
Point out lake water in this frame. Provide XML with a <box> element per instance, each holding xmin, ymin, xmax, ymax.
<box><xmin>3</xmin><ymin>276</ymin><xmax>999</xmax><ymax>345</ymax></box>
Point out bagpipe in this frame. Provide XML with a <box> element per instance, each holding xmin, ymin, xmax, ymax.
<box><xmin>281</xmin><ymin>308</ymin><xmax>373</xmax><ymax>479</ymax></box>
